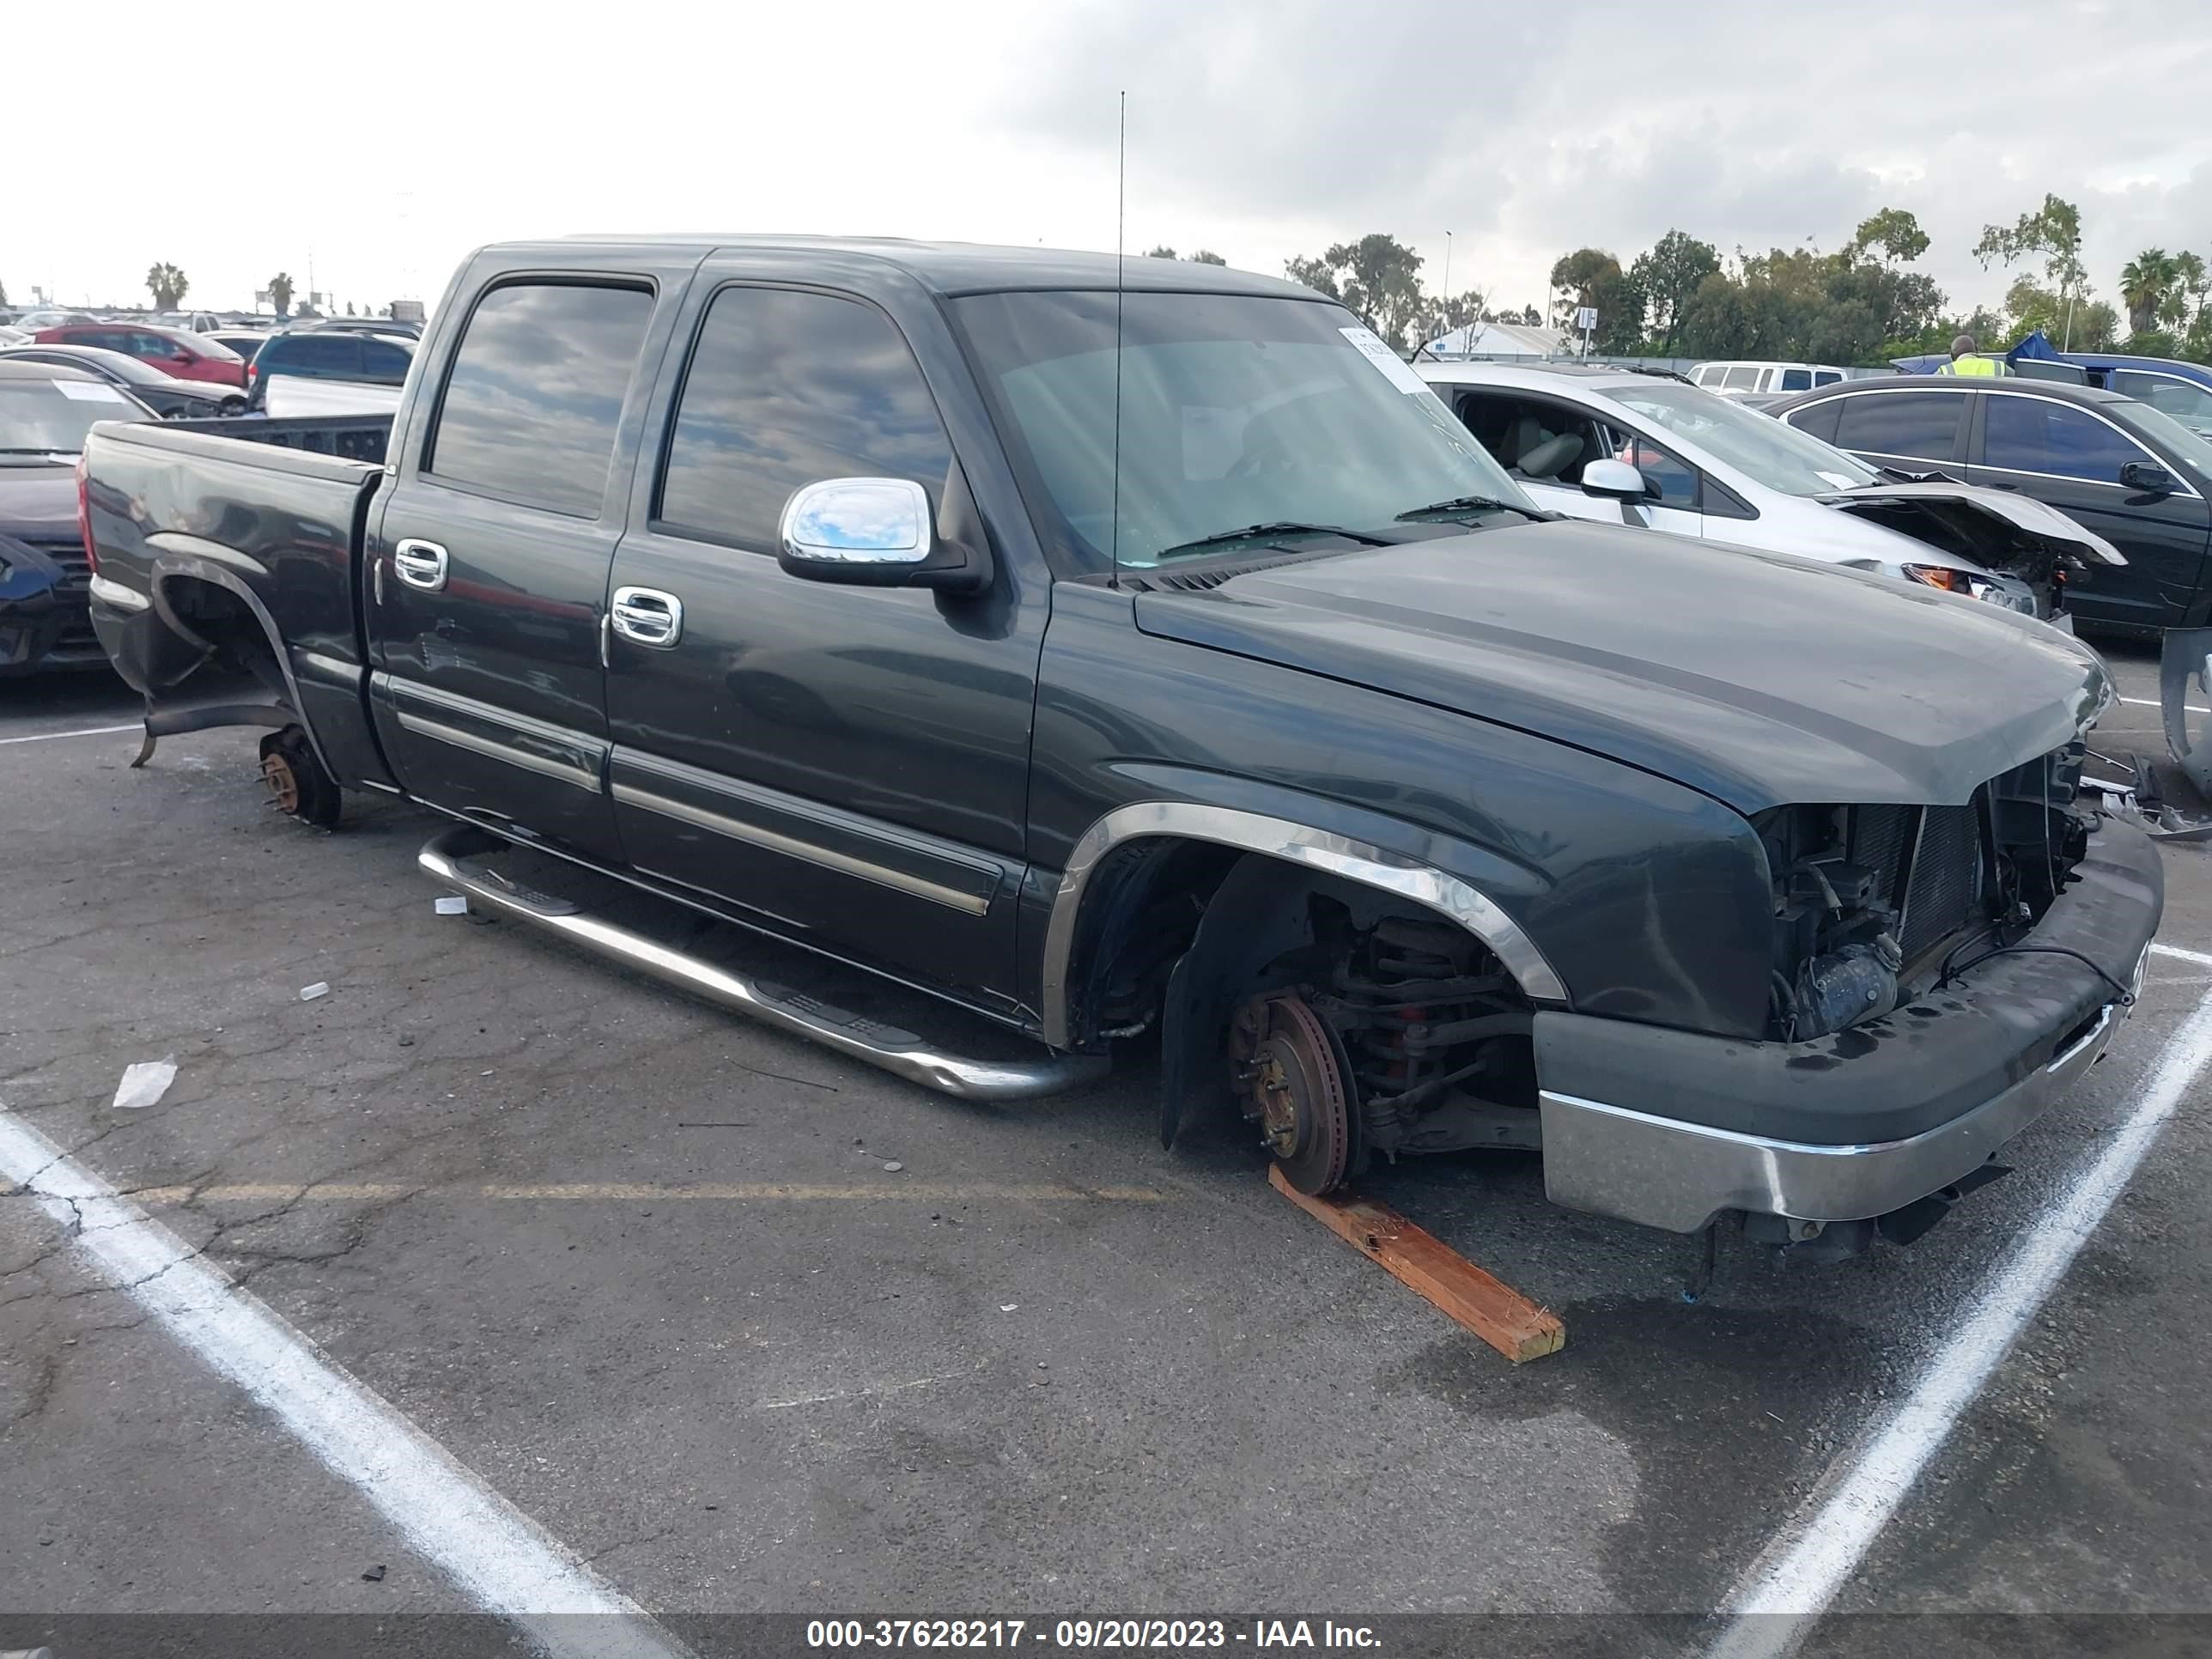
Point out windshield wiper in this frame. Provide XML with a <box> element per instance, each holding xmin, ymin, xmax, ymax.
<box><xmin>1152</xmin><ymin>521</ymin><xmax>1390</xmax><ymax>561</ymax></box>
<box><xmin>1394</xmin><ymin>494</ymin><xmax>1540</xmax><ymax>522</ymax></box>
<box><xmin>0</xmin><ymin>447</ymin><xmax>78</xmax><ymax>457</ymax></box>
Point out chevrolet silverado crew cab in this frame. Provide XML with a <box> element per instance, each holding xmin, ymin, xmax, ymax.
<box><xmin>81</xmin><ymin>237</ymin><xmax>2164</xmax><ymax>1254</ymax></box>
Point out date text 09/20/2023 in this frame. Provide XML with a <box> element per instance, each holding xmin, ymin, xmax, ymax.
<box><xmin>805</xmin><ymin>1620</ymin><xmax>1382</xmax><ymax>1649</ymax></box>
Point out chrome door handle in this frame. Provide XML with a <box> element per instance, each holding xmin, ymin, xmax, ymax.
<box><xmin>392</xmin><ymin>538</ymin><xmax>449</xmax><ymax>591</ymax></box>
<box><xmin>610</xmin><ymin>586</ymin><xmax>684</xmax><ymax>648</ymax></box>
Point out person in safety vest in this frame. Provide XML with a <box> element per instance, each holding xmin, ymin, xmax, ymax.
<box><xmin>1937</xmin><ymin>333</ymin><xmax>2003</xmax><ymax>376</ymax></box>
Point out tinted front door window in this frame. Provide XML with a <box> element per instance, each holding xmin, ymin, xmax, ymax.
<box><xmin>1982</xmin><ymin>398</ymin><xmax>2148</xmax><ymax>484</ymax></box>
<box><xmin>1833</xmin><ymin>391</ymin><xmax>1964</xmax><ymax>462</ymax></box>
<box><xmin>427</xmin><ymin>283</ymin><xmax>653</xmax><ymax>517</ymax></box>
<box><xmin>656</xmin><ymin>286</ymin><xmax>954</xmax><ymax>549</ymax></box>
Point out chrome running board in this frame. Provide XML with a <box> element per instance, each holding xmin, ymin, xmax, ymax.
<box><xmin>418</xmin><ymin>827</ymin><xmax>1109</xmax><ymax>1103</ymax></box>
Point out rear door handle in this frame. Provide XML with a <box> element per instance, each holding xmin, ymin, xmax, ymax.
<box><xmin>610</xmin><ymin>586</ymin><xmax>684</xmax><ymax>648</ymax></box>
<box><xmin>392</xmin><ymin>538</ymin><xmax>449</xmax><ymax>591</ymax></box>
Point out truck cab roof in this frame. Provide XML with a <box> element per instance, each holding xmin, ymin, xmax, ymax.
<box><xmin>519</xmin><ymin>235</ymin><xmax>1317</xmax><ymax>300</ymax></box>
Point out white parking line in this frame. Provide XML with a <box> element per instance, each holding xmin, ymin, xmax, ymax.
<box><xmin>0</xmin><ymin>1109</ymin><xmax>692</xmax><ymax>1659</ymax></box>
<box><xmin>0</xmin><ymin>721</ymin><xmax>141</xmax><ymax>746</ymax></box>
<box><xmin>1705</xmin><ymin>942</ymin><xmax>2212</xmax><ymax>1659</ymax></box>
<box><xmin>2118</xmin><ymin>696</ymin><xmax>2209</xmax><ymax>715</ymax></box>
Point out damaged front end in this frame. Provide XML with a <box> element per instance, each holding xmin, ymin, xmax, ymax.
<box><xmin>1755</xmin><ymin>744</ymin><xmax>2095</xmax><ymax>1045</ymax></box>
<box><xmin>1534</xmin><ymin>741</ymin><xmax>2160</xmax><ymax>1252</ymax></box>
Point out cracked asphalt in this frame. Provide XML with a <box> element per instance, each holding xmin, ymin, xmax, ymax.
<box><xmin>3</xmin><ymin>643</ymin><xmax>2210</xmax><ymax>1658</ymax></box>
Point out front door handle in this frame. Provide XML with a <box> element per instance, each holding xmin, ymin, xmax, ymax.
<box><xmin>610</xmin><ymin>586</ymin><xmax>684</xmax><ymax>648</ymax></box>
<box><xmin>392</xmin><ymin>538</ymin><xmax>449</xmax><ymax>591</ymax></box>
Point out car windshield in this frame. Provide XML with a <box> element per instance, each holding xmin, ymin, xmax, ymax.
<box><xmin>1607</xmin><ymin>380</ymin><xmax>1880</xmax><ymax>495</ymax></box>
<box><xmin>0</xmin><ymin>379</ymin><xmax>138</xmax><ymax>453</ymax></box>
<box><xmin>2124</xmin><ymin>399</ymin><xmax>2212</xmax><ymax>477</ymax></box>
<box><xmin>952</xmin><ymin>290</ymin><xmax>1533</xmax><ymax>569</ymax></box>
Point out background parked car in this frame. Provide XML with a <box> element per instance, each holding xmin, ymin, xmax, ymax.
<box><xmin>205</xmin><ymin>329</ymin><xmax>271</xmax><ymax>367</ymax></box>
<box><xmin>1691</xmin><ymin>360</ymin><xmax>1850</xmax><ymax>397</ymax></box>
<box><xmin>10</xmin><ymin>310</ymin><xmax>99</xmax><ymax>331</ymax></box>
<box><xmin>152</xmin><ymin>310</ymin><xmax>223</xmax><ymax>334</ymax></box>
<box><xmin>30</xmin><ymin>321</ymin><xmax>246</xmax><ymax>388</ymax></box>
<box><xmin>1419</xmin><ymin>361</ymin><xmax>2118</xmax><ymax>622</ymax></box>
<box><xmin>293</xmin><ymin>315</ymin><xmax>427</xmax><ymax>340</ymax></box>
<box><xmin>0</xmin><ymin>343</ymin><xmax>246</xmax><ymax>417</ymax></box>
<box><xmin>1769</xmin><ymin>376</ymin><xmax>2212</xmax><ymax>633</ymax></box>
<box><xmin>245</xmin><ymin>327</ymin><xmax>414</xmax><ymax>412</ymax></box>
<box><xmin>0</xmin><ymin>362</ymin><xmax>155</xmax><ymax>675</ymax></box>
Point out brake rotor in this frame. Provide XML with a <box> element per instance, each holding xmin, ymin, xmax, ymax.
<box><xmin>260</xmin><ymin>750</ymin><xmax>301</xmax><ymax>815</ymax></box>
<box><xmin>1237</xmin><ymin>992</ymin><xmax>1351</xmax><ymax>1195</ymax></box>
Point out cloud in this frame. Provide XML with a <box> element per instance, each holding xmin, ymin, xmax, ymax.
<box><xmin>996</xmin><ymin>0</ymin><xmax>2212</xmax><ymax>312</ymax></box>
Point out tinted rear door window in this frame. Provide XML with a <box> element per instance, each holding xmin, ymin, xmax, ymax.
<box><xmin>1833</xmin><ymin>391</ymin><xmax>1964</xmax><ymax>462</ymax></box>
<box><xmin>1982</xmin><ymin>397</ymin><xmax>2150</xmax><ymax>484</ymax></box>
<box><xmin>1787</xmin><ymin>399</ymin><xmax>1844</xmax><ymax>445</ymax></box>
<box><xmin>360</xmin><ymin>339</ymin><xmax>413</xmax><ymax>384</ymax></box>
<box><xmin>1779</xmin><ymin>368</ymin><xmax>1812</xmax><ymax>392</ymax></box>
<box><xmin>655</xmin><ymin>285</ymin><xmax>954</xmax><ymax>551</ymax></box>
<box><xmin>277</xmin><ymin>336</ymin><xmax>362</xmax><ymax>376</ymax></box>
<box><xmin>426</xmin><ymin>283</ymin><xmax>653</xmax><ymax>518</ymax></box>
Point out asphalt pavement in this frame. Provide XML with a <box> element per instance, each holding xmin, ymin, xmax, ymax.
<box><xmin>2</xmin><ymin>641</ymin><xmax>2209</xmax><ymax>1659</ymax></box>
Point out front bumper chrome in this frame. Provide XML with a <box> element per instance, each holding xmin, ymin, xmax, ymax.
<box><xmin>1537</xmin><ymin>950</ymin><xmax>2143</xmax><ymax>1234</ymax></box>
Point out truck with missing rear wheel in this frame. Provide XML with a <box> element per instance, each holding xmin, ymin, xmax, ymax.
<box><xmin>78</xmin><ymin>236</ymin><xmax>2164</xmax><ymax>1254</ymax></box>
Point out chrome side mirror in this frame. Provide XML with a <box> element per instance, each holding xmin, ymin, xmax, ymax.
<box><xmin>776</xmin><ymin>476</ymin><xmax>992</xmax><ymax>592</ymax></box>
<box><xmin>1580</xmin><ymin>458</ymin><xmax>1648</xmax><ymax>501</ymax></box>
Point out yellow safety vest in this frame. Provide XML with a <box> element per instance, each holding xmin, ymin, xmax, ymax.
<box><xmin>1938</xmin><ymin>355</ymin><xmax>2005</xmax><ymax>376</ymax></box>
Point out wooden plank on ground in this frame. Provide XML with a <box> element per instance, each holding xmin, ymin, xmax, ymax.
<box><xmin>1268</xmin><ymin>1164</ymin><xmax>1565</xmax><ymax>1363</ymax></box>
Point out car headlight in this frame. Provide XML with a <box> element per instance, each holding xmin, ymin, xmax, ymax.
<box><xmin>1900</xmin><ymin>563</ymin><xmax>2039</xmax><ymax>613</ymax></box>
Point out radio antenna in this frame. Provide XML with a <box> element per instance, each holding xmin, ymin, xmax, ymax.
<box><xmin>1109</xmin><ymin>88</ymin><xmax>1127</xmax><ymax>591</ymax></box>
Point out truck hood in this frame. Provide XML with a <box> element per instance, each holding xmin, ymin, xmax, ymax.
<box><xmin>1131</xmin><ymin>521</ymin><xmax>2111</xmax><ymax>813</ymax></box>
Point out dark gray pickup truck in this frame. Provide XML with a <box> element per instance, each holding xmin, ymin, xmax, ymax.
<box><xmin>82</xmin><ymin>236</ymin><xmax>2163</xmax><ymax>1253</ymax></box>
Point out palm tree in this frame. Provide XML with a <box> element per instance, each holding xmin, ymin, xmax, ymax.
<box><xmin>267</xmin><ymin>271</ymin><xmax>295</xmax><ymax>317</ymax></box>
<box><xmin>2119</xmin><ymin>248</ymin><xmax>2178</xmax><ymax>336</ymax></box>
<box><xmin>145</xmin><ymin>262</ymin><xmax>190</xmax><ymax>311</ymax></box>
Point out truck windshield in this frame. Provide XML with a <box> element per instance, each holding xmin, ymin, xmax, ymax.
<box><xmin>0</xmin><ymin>379</ymin><xmax>139</xmax><ymax>454</ymax></box>
<box><xmin>953</xmin><ymin>290</ymin><xmax>1533</xmax><ymax>570</ymax></box>
<box><xmin>1609</xmin><ymin>380</ymin><xmax>1881</xmax><ymax>495</ymax></box>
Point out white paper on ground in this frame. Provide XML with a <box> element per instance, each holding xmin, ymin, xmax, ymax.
<box><xmin>299</xmin><ymin>981</ymin><xmax>331</xmax><ymax>1001</ymax></box>
<box><xmin>112</xmin><ymin>1059</ymin><xmax>178</xmax><ymax>1111</ymax></box>
<box><xmin>434</xmin><ymin>896</ymin><xmax>469</xmax><ymax>915</ymax></box>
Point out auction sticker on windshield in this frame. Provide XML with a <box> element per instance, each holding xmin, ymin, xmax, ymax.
<box><xmin>1339</xmin><ymin>325</ymin><xmax>1428</xmax><ymax>395</ymax></box>
<box><xmin>52</xmin><ymin>380</ymin><xmax>130</xmax><ymax>403</ymax></box>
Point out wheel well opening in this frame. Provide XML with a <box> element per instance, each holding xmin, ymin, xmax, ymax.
<box><xmin>158</xmin><ymin>575</ymin><xmax>287</xmax><ymax>696</ymax></box>
<box><xmin>1072</xmin><ymin>844</ymin><xmax>1540</xmax><ymax>1191</ymax></box>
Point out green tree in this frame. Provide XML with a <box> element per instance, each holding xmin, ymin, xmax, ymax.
<box><xmin>267</xmin><ymin>271</ymin><xmax>295</xmax><ymax>316</ymax></box>
<box><xmin>2119</xmin><ymin>249</ymin><xmax>2179</xmax><ymax>336</ymax></box>
<box><xmin>1146</xmin><ymin>246</ymin><xmax>1228</xmax><ymax>266</ymax></box>
<box><xmin>145</xmin><ymin>262</ymin><xmax>189</xmax><ymax>310</ymax></box>
<box><xmin>1187</xmin><ymin>250</ymin><xmax>1227</xmax><ymax>266</ymax></box>
<box><xmin>0</xmin><ymin>276</ymin><xmax>8</xmax><ymax>307</ymax></box>
<box><xmin>1628</xmin><ymin>230</ymin><xmax>1720</xmax><ymax>355</ymax></box>
<box><xmin>2157</xmin><ymin>251</ymin><xmax>2206</xmax><ymax>337</ymax></box>
<box><xmin>1848</xmin><ymin>207</ymin><xmax>1931</xmax><ymax>266</ymax></box>
<box><xmin>1547</xmin><ymin>248</ymin><xmax>1644</xmax><ymax>351</ymax></box>
<box><xmin>1975</xmin><ymin>194</ymin><xmax>2093</xmax><ymax>346</ymax></box>
<box><xmin>1285</xmin><ymin>234</ymin><xmax>1427</xmax><ymax>349</ymax></box>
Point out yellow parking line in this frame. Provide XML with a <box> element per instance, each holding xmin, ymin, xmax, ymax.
<box><xmin>129</xmin><ymin>1180</ymin><xmax>1171</xmax><ymax>1205</ymax></box>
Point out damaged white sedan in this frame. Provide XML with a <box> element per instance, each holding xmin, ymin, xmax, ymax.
<box><xmin>1419</xmin><ymin>361</ymin><xmax>2123</xmax><ymax>625</ymax></box>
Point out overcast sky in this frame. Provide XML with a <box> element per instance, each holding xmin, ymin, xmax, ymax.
<box><xmin>9</xmin><ymin>0</ymin><xmax>2209</xmax><ymax>324</ymax></box>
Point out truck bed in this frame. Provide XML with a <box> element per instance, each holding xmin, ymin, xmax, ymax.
<box><xmin>81</xmin><ymin>412</ymin><xmax>398</xmax><ymax>790</ymax></box>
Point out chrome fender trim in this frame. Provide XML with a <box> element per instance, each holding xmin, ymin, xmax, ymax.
<box><xmin>1039</xmin><ymin>801</ymin><xmax>1566</xmax><ymax>1048</ymax></box>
